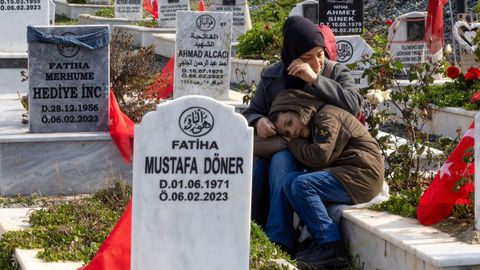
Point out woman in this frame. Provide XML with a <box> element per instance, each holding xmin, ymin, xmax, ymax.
<box><xmin>267</xmin><ymin>89</ymin><xmax>384</xmax><ymax>270</ymax></box>
<box><xmin>243</xmin><ymin>16</ymin><xmax>363</xmax><ymax>228</ymax></box>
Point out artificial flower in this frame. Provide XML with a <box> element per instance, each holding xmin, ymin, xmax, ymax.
<box><xmin>365</xmin><ymin>89</ymin><xmax>391</xmax><ymax>105</ymax></box>
<box><xmin>466</xmin><ymin>67</ymin><xmax>480</xmax><ymax>80</ymax></box>
<box><xmin>446</xmin><ymin>66</ymin><xmax>460</xmax><ymax>79</ymax></box>
<box><xmin>470</xmin><ymin>91</ymin><xmax>480</xmax><ymax>104</ymax></box>
<box><xmin>444</xmin><ymin>44</ymin><xmax>452</xmax><ymax>56</ymax></box>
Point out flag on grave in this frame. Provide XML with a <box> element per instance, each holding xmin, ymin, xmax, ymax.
<box><xmin>424</xmin><ymin>0</ymin><xmax>448</xmax><ymax>55</ymax></box>
<box><xmin>417</xmin><ymin>121</ymin><xmax>475</xmax><ymax>225</ymax></box>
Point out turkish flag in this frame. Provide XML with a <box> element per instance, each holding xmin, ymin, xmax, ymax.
<box><xmin>417</xmin><ymin>121</ymin><xmax>475</xmax><ymax>225</ymax></box>
<box><xmin>424</xmin><ymin>0</ymin><xmax>448</xmax><ymax>55</ymax></box>
<box><xmin>144</xmin><ymin>0</ymin><xmax>158</xmax><ymax>19</ymax></box>
<box><xmin>109</xmin><ymin>91</ymin><xmax>134</xmax><ymax>163</ymax></box>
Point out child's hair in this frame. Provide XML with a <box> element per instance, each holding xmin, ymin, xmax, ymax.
<box><xmin>268</xmin><ymin>110</ymin><xmax>297</xmax><ymax>125</ymax></box>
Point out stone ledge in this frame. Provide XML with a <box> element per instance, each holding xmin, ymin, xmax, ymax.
<box><xmin>0</xmin><ymin>208</ymin><xmax>33</xmax><ymax>235</ymax></box>
<box><xmin>15</xmin><ymin>249</ymin><xmax>83</xmax><ymax>270</ymax></box>
<box><xmin>342</xmin><ymin>209</ymin><xmax>480</xmax><ymax>269</ymax></box>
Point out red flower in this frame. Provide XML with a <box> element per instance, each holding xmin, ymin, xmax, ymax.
<box><xmin>265</xmin><ymin>23</ymin><xmax>271</xmax><ymax>31</ymax></box>
<box><xmin>446</xmin><ymin>66</ymin><xmax>460</xmax><ymax>79</ymax></box>
<box><xmin>465</xmin><ymin>71</ymin><xmax>476</xmax><ymax>80</ymax></box>
<box><xmin>466</xmin><ymin>67</ymin><xmax>480</xmax><ymax>80</ymax></box>
<box><xmin>385</xmin><ymin>19</ymin><xmax>393</xmax><ymax>26</ymax></box>
<box><xmin>470</xmin><ymin>91</ymin><xmax>480</xmax><ymax>103</ymax></box>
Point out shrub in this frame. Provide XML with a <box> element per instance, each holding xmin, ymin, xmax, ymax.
<box><xmin>0</xmin><ymin>183</ymin><xmax>294</xmax><ymax>269</ymax></box>
<box><xmin>137</xmin><ymin>18</ymin><xmax>159</xmax><ymax>28</ymax></box>
<box><xmin>94</xmin><ymin>7</ymin><xmax>114</xmax><ymax>18</ymax></box>
<box><xmin>236</xmin><ymin>22</ymin><xmax>282</xmax><ymax>62</ymax></box>
<box><xmin>66</xmin><ymin>0</ymin><xmax>87</xmax><ymax>4</ymax></box>
<box><xmin>0</xmin><ymin>181</ymin><xmax>131</xmax><ymax>270</ymax></box>
<box><xmin>54</xmin><ymin>14</ymin><xmax>79</xmax><ymax>25</ymax></box>
<box><xmin>357</xmin><ymin>27</ymin><xmax>449</xmax><ymax>192</ymax></box>
<box><xmin>236</xmin><ymin>0</ymin><xmax>301</xmax><ymax>61</ymax></box>
<box><xmin>109</xmin><ymin>30</ymin><xmax>162</xmax><ymax>122</ymax></box>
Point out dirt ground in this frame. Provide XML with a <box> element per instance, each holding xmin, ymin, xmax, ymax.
<box><xmin>433</xmin><ymin>217</ymin><xmax>480</xmax><ymax>244</ymax></box>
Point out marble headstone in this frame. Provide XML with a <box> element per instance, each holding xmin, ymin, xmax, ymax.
<box><xmin>207</xmin><ymin>0</ymin><xmax>252</xmax><ymax>42</ymax></box>
<box><xmin>115</xmin><ymin>0</ymin><xmax>142</xmax><ymax>19</ymax></box>
<box><xmin>157</xmin><ymin>0</ymin><xmax>189</xmax><ymax>28</ymax></box>
<box><xmin>289</xmin><ymin>0</ymin><xmax>319</xmax><ymax>24</ymax></box>
<box><xmin>174</xmin><ymin>11</ymin><xmax>232</xmax><ymax>100</ymax></box>
<box><xmin>388</xmin><ymin>12</ymin><xmax>434</xmax><ymax>70</ymax></box>
<box><xmin>335</xmin><ymin>35</ymin><xmax>373</xmax><ymax>89</ymax></box>
<box><xmin>132</xmin><ymin>95</ymin><xmax>253</xmax><ymax>270</ymax></box>
<box><xmin>318</xmin><ymin>0</ymin><xmax>363</xmax><ymax>36</ymax></box>
<box><xmin>28</xmin><ymin>25</ymin><xmax>110</xmax><ymax>133</ymax></box>
<box><xmin>0</xmin><ymin>0</ymin><xmax>49</xmax><ymax>53</ymax></box>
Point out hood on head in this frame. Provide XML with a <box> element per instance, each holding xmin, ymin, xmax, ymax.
<box><xmin>269</xmin><ymin>89</ymin><xmax>325</xmax><ymax>125</ymax></box>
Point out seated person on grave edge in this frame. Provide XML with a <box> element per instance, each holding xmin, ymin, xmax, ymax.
<box><xmin>257</xmin><ymin>89</ymin><xmax>384</xmax><ymax>270</ymax></box>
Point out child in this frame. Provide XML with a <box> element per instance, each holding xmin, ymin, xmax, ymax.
<box><xmin>266</xmin><ymin>89</ymin><xmax>384</xmax><ymax>270</ymax></box>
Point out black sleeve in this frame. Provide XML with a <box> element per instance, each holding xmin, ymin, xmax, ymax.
<box><xmin>242</xmin><ymin>78</ymin><xmax>271</xmax><ymax>127</ymax></box>
<box><xmin>307</xmin><ymin>64</ymin><xmax>363</xmax><ymax>115</ymax></box>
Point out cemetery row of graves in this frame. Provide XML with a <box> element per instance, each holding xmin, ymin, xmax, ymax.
<box><xmin>1</xmin><ymin>0</ymin><xmax>480</xmax><ymax>269</ymax></box>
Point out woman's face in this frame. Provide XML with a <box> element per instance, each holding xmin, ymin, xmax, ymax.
<box><xmin>299</xmin><ymin>46</ymin><xmax>325</xmax><ymax>75</ymax></box>
<box><xmin>273</xmin><ymin>111</ymin><xmax>310</xmax><ymax>138</ymax></box>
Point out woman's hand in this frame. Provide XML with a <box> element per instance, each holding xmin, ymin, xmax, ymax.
<box><xmin>287</xmin><ymin>59</ymin><xmax>318</xmax><ymax>84</ymax></box>
<box><xmin>255</xmin><ymin>117</ymin><xmax>277</xmax><ymax>138</ymax></box>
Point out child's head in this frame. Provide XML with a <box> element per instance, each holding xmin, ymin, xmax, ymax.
<box><xmin>269</xmin><ymin>110</ymin><xmax>310</xmax><ymax>138</ymax></box>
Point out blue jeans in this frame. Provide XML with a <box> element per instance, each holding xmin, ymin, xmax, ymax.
<box><xmin>252</xmin><ymin>150</ymin><xmax>300</xmax><ymax>229</ymax></box>
<box><xmin>284</xmin><ymin>171</ymin><xmax>352</xmax><ymax>245</ymax></box>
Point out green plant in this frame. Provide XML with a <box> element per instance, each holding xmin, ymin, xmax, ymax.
<box><xmin>370</xmin><ymin>188</ymin><xmax>422</xmax><ymax>218</ymax></box>
<box><xmin>54</xmin><ymin>14</ymin><xmax>79</xmax><ymax>25</ymax></box>
<box><xmin>94</xmin><ymin>7</ymin><xmax>114</xmax><ymax>18</ymax></box>
<box><xmin>137</xmin><ymin>18</ymin><xmax>159</xmax><ymax>28</ymax></box>
<box><xmin>0</xmin><ymin>183</ymin><xmax>296</xmax><ymax>269</ymax></box>
<box><xmin>236</xmin><ymin>22</ymin><xmax>282</xmax><ymax>62</ymax></box>
<box><xmin>358</xmin><ymin>27</ymin><xmax>450</xmax><ymax>193</ymax></box>
<box><xmin>236</xmin><ymin>0</ymin><xmax>301</xmax><ymax>61</ymax></box>
<box><xmin>0</xmin><ymin>181</ymin><xmax>131</xmax><ymax>270</ymax></box>
<box><xmin>66</xmin><ymin>0</ymin><xmax>87</xmax><ymax>4</ymax></box>
<box><xmin>250</xmin><ymin>222</ymin><xmax>293</xmax><ymax>270</ymax></box>
<box><xmin>110</xmin><ymin>30</ymin><xmax>162</xmax><ymax>122</ymax></box>
<box><xmin>414</xmin><ymin>66</ymin><xmax>480</xmax><ymax>111</ymax></box>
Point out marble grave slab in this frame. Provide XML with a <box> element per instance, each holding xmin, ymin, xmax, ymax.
<box><xmin>173</xmin><ymin>11</ymin><xmax>232</xmax><ymax>100</ymax></box>
<box><xmin>28</xmin><ymin>25</ymin><xmax>110</xmax><ymax>133</ymax></box>
<box><xmin>157</xmin><ymin>0</ymin><xmax>189</xmax><ymax>28</ymax></box>
<box><xmin>115</xmin><ymin>0</ymin><xmax>142</xmax><ymax>19</ymax></box>
<box><xmin>0</xmin><ymin>0</ymin><xmax>49</xmax><ymax>53</ymax></box>
<box><xmin>132</xmin><ymin>95</ymin><xmax>253</xmax><ymax>270</ymax></box>
<box><xmin>207</xmin><ymin>0</ymin><xmax>252</xmax><ymax>42</ymax></box>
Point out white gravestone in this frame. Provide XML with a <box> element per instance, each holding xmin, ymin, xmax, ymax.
<box><xmin>132</xmin><ymin>95</ymin><xmax>253</xmax><ymax>270</ymax></box>
<box><xmin>174</xmin><ymin>11</ymin><xmax>232</xmax><ymax>100</ymax></box>
<box><xmin>335</xmin><ymin>35</ymin><xmax>373</xmax><ymax>89</ymax></box>
<box><xmin>289</xmin><ymin>0</ymin><xmax>319</xmax><ymax>25</ymax></box>
<box><xmin>157</xmin><ymin>0</ymin><xmax>189</xmax><ymax>28</ymax></box>
<box><xmin>0</xmin><ymin>0</ymin><xmax>49</xmax><ymax>53</ymax></box>
<box><xmin>28</xmin><ymin>25</ymin><xmax>110</xmax><ymax>133</ymax></box>
<box><xmin>207</xmin><ymin>0</ymin><xmax>252</xmax><ymax>42</ymax></box>
<box><xmin>388</xmin><ymin>12</ymin><xmax>435</xmax><ymax>69</ymax></box>
<box><xmin>115</xmin><ymin>0</ymin><xmax>142</xmax><ymax>19</ymax></box>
